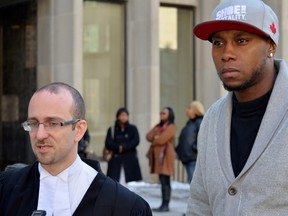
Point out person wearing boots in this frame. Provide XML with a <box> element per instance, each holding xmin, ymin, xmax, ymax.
<box><xmin>146</xmin><ymin>107</ymin><xmax>176</xmax><ymax>212</ymax></box>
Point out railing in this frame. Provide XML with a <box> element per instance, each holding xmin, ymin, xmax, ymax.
<box><xmin>173</xmin><ymin>159</ymin><xmax>188</xmax><ymax>183</ymax></box>
<box><xmin>99</xmin><ymin>158</ymin><xmax>188</xmax><ymax>184</ymax></box>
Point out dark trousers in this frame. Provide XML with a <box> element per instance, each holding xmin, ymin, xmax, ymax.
<box><xmin>159</xmin><ymin>174</ymin><xmax>171</xmax><ymax>205</ymax></box>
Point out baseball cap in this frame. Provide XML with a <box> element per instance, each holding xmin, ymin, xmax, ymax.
<box><xmin>193</xmin><ymin>0</ymin><xmax>279</xmax><ymax>45</ymax></box>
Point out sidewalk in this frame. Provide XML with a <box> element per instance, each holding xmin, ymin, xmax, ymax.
<box><xmin>127</xmin><ymin>181</ymin><xmax>189</xmax><ymax>216</ymax></box>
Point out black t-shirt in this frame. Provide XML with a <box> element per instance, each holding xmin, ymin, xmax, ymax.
<box><xmin>230</xmin><ymin>90</ymin><xmax>272</xmax><ymax>177</ymax></box>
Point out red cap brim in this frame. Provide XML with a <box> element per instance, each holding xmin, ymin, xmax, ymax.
<box><xmin>193</xmin><ymin>20</ymin><xmax>270</xmax><ymax>41</ymax></box>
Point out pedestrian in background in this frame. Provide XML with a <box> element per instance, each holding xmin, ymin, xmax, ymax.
<box><xmin>187</xmin><ymin>0</ymin><xmax>288</xmax><ymax>215</ymax></box>
<box><xmin>146</xmin><ymin>107</ymin><xmax>176</xmax><ymax>212</ymax></box>
<box><xmin>105</xmin><ymin>107</ymin><xmax>142</xmax><ymax>185</ymax></box>
<box><xmin>175</xmin><ymin>101</ymin><xmax>205</xmax><ymax>183</ymax></box>
<box><xmin>78</xmin><ymin>129</ymin><xmax>90</xmax><ymax>158</ymax></box>
<box><xmin>79</xmin><ymin>129</ymin><xmax>98</xmax><ymax>160</ymax></box>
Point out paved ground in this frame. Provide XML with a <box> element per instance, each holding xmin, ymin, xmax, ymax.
<box><xmin>128</xmin><ymin>181</ymin><xmax>189</xmax><ymax>216</ymax></box>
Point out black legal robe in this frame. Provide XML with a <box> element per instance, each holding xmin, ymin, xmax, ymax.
<box><xmin>0</xmin><ymin>159</ymin><xmax>152</xmax><ymax>216</ymax></box>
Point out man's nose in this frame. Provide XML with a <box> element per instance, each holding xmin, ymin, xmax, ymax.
<box><xmin>221</xmin><ymin>43</ymin><xmax>236</xmax><ymax>62</ymax></box>
<box><xmin>35</xmin><ymin>123</ymin><xmax>49</xmax><ymax>139</ymax></box>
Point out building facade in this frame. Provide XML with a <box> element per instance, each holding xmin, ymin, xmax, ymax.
<box><xmin>0</xmin><ymin>0</ymin><xmax>287</xmax><ymax>181</ymax></box>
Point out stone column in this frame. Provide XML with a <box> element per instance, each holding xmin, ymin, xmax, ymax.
<box><xmin>126</xmin><ymin>0</ymin><xmax>160</xmax><ymax>182</ymax></box>
<box><xmin>37</xmin><ymin>0</ymin><xmax>83</xmax><ymax>93</ymax></box>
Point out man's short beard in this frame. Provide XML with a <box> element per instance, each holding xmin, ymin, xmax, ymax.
<box><xmin>222</xmin><ymin>78</ymin><xmax>257</xmax><ymax>91</ymax></box>
<box><xmin>221</xmin><ymin>60</ymin><xmax>266</xmax><ymax>92</ymax></box>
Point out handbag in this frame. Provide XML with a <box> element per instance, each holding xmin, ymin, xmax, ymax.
<box><xmin>146</xmin><ymin>145</ymin><xmax>153</xmax><ymax>167</ymax></box>
<box><xmin>103</xmin><ymin>126</ymin><xmax>114</xmax><ymax>162</ymax></box>
<box><xmin>103</xmin><ymin>147</ymin><xmax>113</xmax><ymax>162</ymax></box>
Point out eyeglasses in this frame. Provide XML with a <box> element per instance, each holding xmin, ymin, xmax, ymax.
<box><xmin>22</xmin><ymin>119</ymin><xmax>81</xmax><ymax>132</ymax></box>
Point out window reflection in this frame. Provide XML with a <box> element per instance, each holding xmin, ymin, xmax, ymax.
<box><xmin>159</xmin><ymin>7</ymin><xmax>177</xmax><ymax>50</ymax></box>
<box><xmin>159</xmin><ymin>6</ymin><xmax>194</xmax><ymax>131</ymax></box>
<box><xmin>83</xmin><ymin>1</ymin><xmax>125</xmax><ymax>155</ymax></box>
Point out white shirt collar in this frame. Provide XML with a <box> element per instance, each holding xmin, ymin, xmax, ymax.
<box><xmin>38</xmin><ymin>155</ymin><xmax>82</xmax><ymax>181</ymax></box>
<box><xmin>37</xmin><ymin>156</ymin><xmax>97</xmax><ymax>215</ymax></box>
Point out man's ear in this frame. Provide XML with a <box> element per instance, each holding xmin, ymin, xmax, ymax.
<box><xmin>74</xmin><ymin>120</ymin><xmax>88</xmax><ymax>143</ymax></box>
<box><xmin>268</xmin><ymin>40</ymin><xmax>277</xmax><ymax>56</ymax></box>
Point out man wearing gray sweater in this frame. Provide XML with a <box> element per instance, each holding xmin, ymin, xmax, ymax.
<box><xmin>187</xmin><ymin>0</ymin><xmax>288</xmax><ymax>215</ymax></box>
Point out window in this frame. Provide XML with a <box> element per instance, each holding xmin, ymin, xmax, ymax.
<box><xmin>159</xmin><ymin>5</ymin><xmax>194</xmax><ymax>130</ymax></box>
<box><xmin>83</xmin><ymin>1</ymin><xmax>125</xmax><ymax>154</ymax></box>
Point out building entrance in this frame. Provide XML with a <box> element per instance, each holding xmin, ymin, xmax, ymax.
<box><xmin>0</xmin><ymin>0</ymin><xmax>37</xmax><ymax>170</ymax></box>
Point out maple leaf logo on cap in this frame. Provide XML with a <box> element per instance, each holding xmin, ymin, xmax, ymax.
<box><xmin>270</xmin><ymin>22</ymin><xmax>277</xmax><ymax>34</ymax></box>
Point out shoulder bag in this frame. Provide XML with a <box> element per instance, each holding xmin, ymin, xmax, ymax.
<box><xmin>103</xmin><ymin>126</ymin><xmax>114</xmax><ymax>162</ymax></box>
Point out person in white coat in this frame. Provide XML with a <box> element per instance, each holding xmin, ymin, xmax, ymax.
<box><xmin>187</xmin><ymin>0</ymin><xmax>288</xmax><ymax>215</ymax></box>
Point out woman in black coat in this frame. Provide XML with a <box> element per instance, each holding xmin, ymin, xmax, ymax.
<box><xmin>105</xmin><ymin>108</ymin><xmax>142</xmax><ymax>184</ymax></box>
<box><xmin>175</xmin><ymin>101</ymin><xmax>205</xmax><ymax>183</ymax></box>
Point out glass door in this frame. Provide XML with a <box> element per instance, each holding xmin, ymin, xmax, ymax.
<box><xmin>83</xmin><ymin>1</ymin><xmax>125</xmax><ymax>155</ymax></box>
